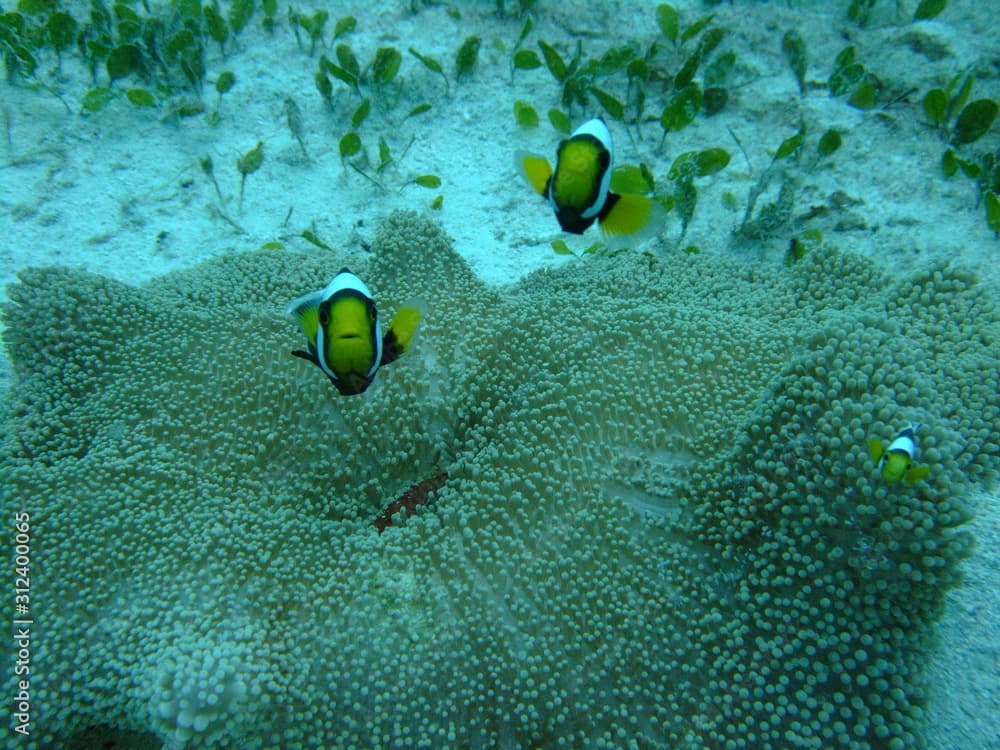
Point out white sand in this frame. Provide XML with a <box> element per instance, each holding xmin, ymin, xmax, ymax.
<box><xmin>2</xmin><ymin>0</ymin><xmax>997</xmax><ymax>745</ymax></box>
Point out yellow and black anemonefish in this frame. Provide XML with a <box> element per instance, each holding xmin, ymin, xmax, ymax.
<box><xmin>516</xmin><ymin>116</ymin><xmax>666</xmax><ymax>248</ymax></box>
<box><xmin>287</xmin><ymin>268</ymin><xmax>420</xmax><ymax>396</ymax></box>
<box><xmin>868</xmin><ymin>423</ymin><xmax>932</xmax><ymax>483</ymax></box>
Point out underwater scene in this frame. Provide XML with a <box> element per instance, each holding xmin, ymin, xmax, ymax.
<box><xmin>2</xmin><ymin>0</ymin><xmax>999</xmax><ymax>748</ymax></box>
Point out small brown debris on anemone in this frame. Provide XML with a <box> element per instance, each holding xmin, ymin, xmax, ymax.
<box><xmin>373</xmin><ymin>471</ymin><xmax>449</xmax><ymax>533</ymax></box>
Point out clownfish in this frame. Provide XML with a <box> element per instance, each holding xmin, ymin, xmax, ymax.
<box><xmin>516</xmin><ymin>117</ymin><xmax>666</xmax><ymax>248</ymax></box>
<box><xmin>287</xmin><ymin>268</ymin><xmax>420</xmax><ymax>396</ymax></box>
<box><xmin>868</xmin><ymin>423</ymin><xmax>932</xmax><ymax>483</ymax></box>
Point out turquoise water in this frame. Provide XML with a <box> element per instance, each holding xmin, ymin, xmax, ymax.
<box><xmin>2</xmin><ymin>1</ymin><xmax>998</xmax><ymax>748</ymax></box>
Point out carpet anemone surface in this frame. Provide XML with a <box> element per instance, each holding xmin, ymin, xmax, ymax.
<box><xmin>2</xmin><ymin>211</ymin><xmax>998</xmax><ymax>749</ymax></box>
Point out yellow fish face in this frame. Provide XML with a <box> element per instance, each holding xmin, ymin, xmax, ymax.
<box><xmin>319</xmin><ymin>294</ymin><xmax>378</xmax><ymax>386</ymax></box>
<box><xmin>288</xmin><ymin>268</ymin><xmax>421</xmax><ymax>396</ymax></box>
<box><xmin>287</xmin><ymin>268</ymin><xmax>384</xmax><ymax>396</ymax></box>
<box><xmin>881</xmin><ymin>451</ymin><xmax>910</xmax><ymax>483</ymax></box>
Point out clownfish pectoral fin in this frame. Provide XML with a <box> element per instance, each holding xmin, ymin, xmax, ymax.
<box><xmin>867</xmin><ymin>438</ymin><xmax>885</xmax><ymax>463</ymax></box>
<box><xmin>597</xmin><ymin>192</ymin><xmax>667</xmax><ymax>249</ymax></box>
<box><xmin>905</xmin><ymin>465</ymin><xmax>931</xmax><ymax>484</ymax></box>
<box><xmin>286</xmin><ymin>290</ymin><xmax>324</xmax><ymax>343</ymax></box>
<box><xmin>380</xmin><ymin>306</ymin><xmax>421</xmax><ymax>367</ymax></box>
<box><xmin>291</xmin><ymin>348</ymin><xmax>319</xmax><ymax>366</ymax></box>
<box><xmin>515</xmin><ymin>151</ymin><xmax>553</xmax><ymax>197</ymax></box>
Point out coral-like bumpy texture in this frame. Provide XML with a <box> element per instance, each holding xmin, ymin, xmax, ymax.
<box><xmin>3</xmin><ymin>211</ymin><xmax>998</xmax><ymax>749</ymax></box>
